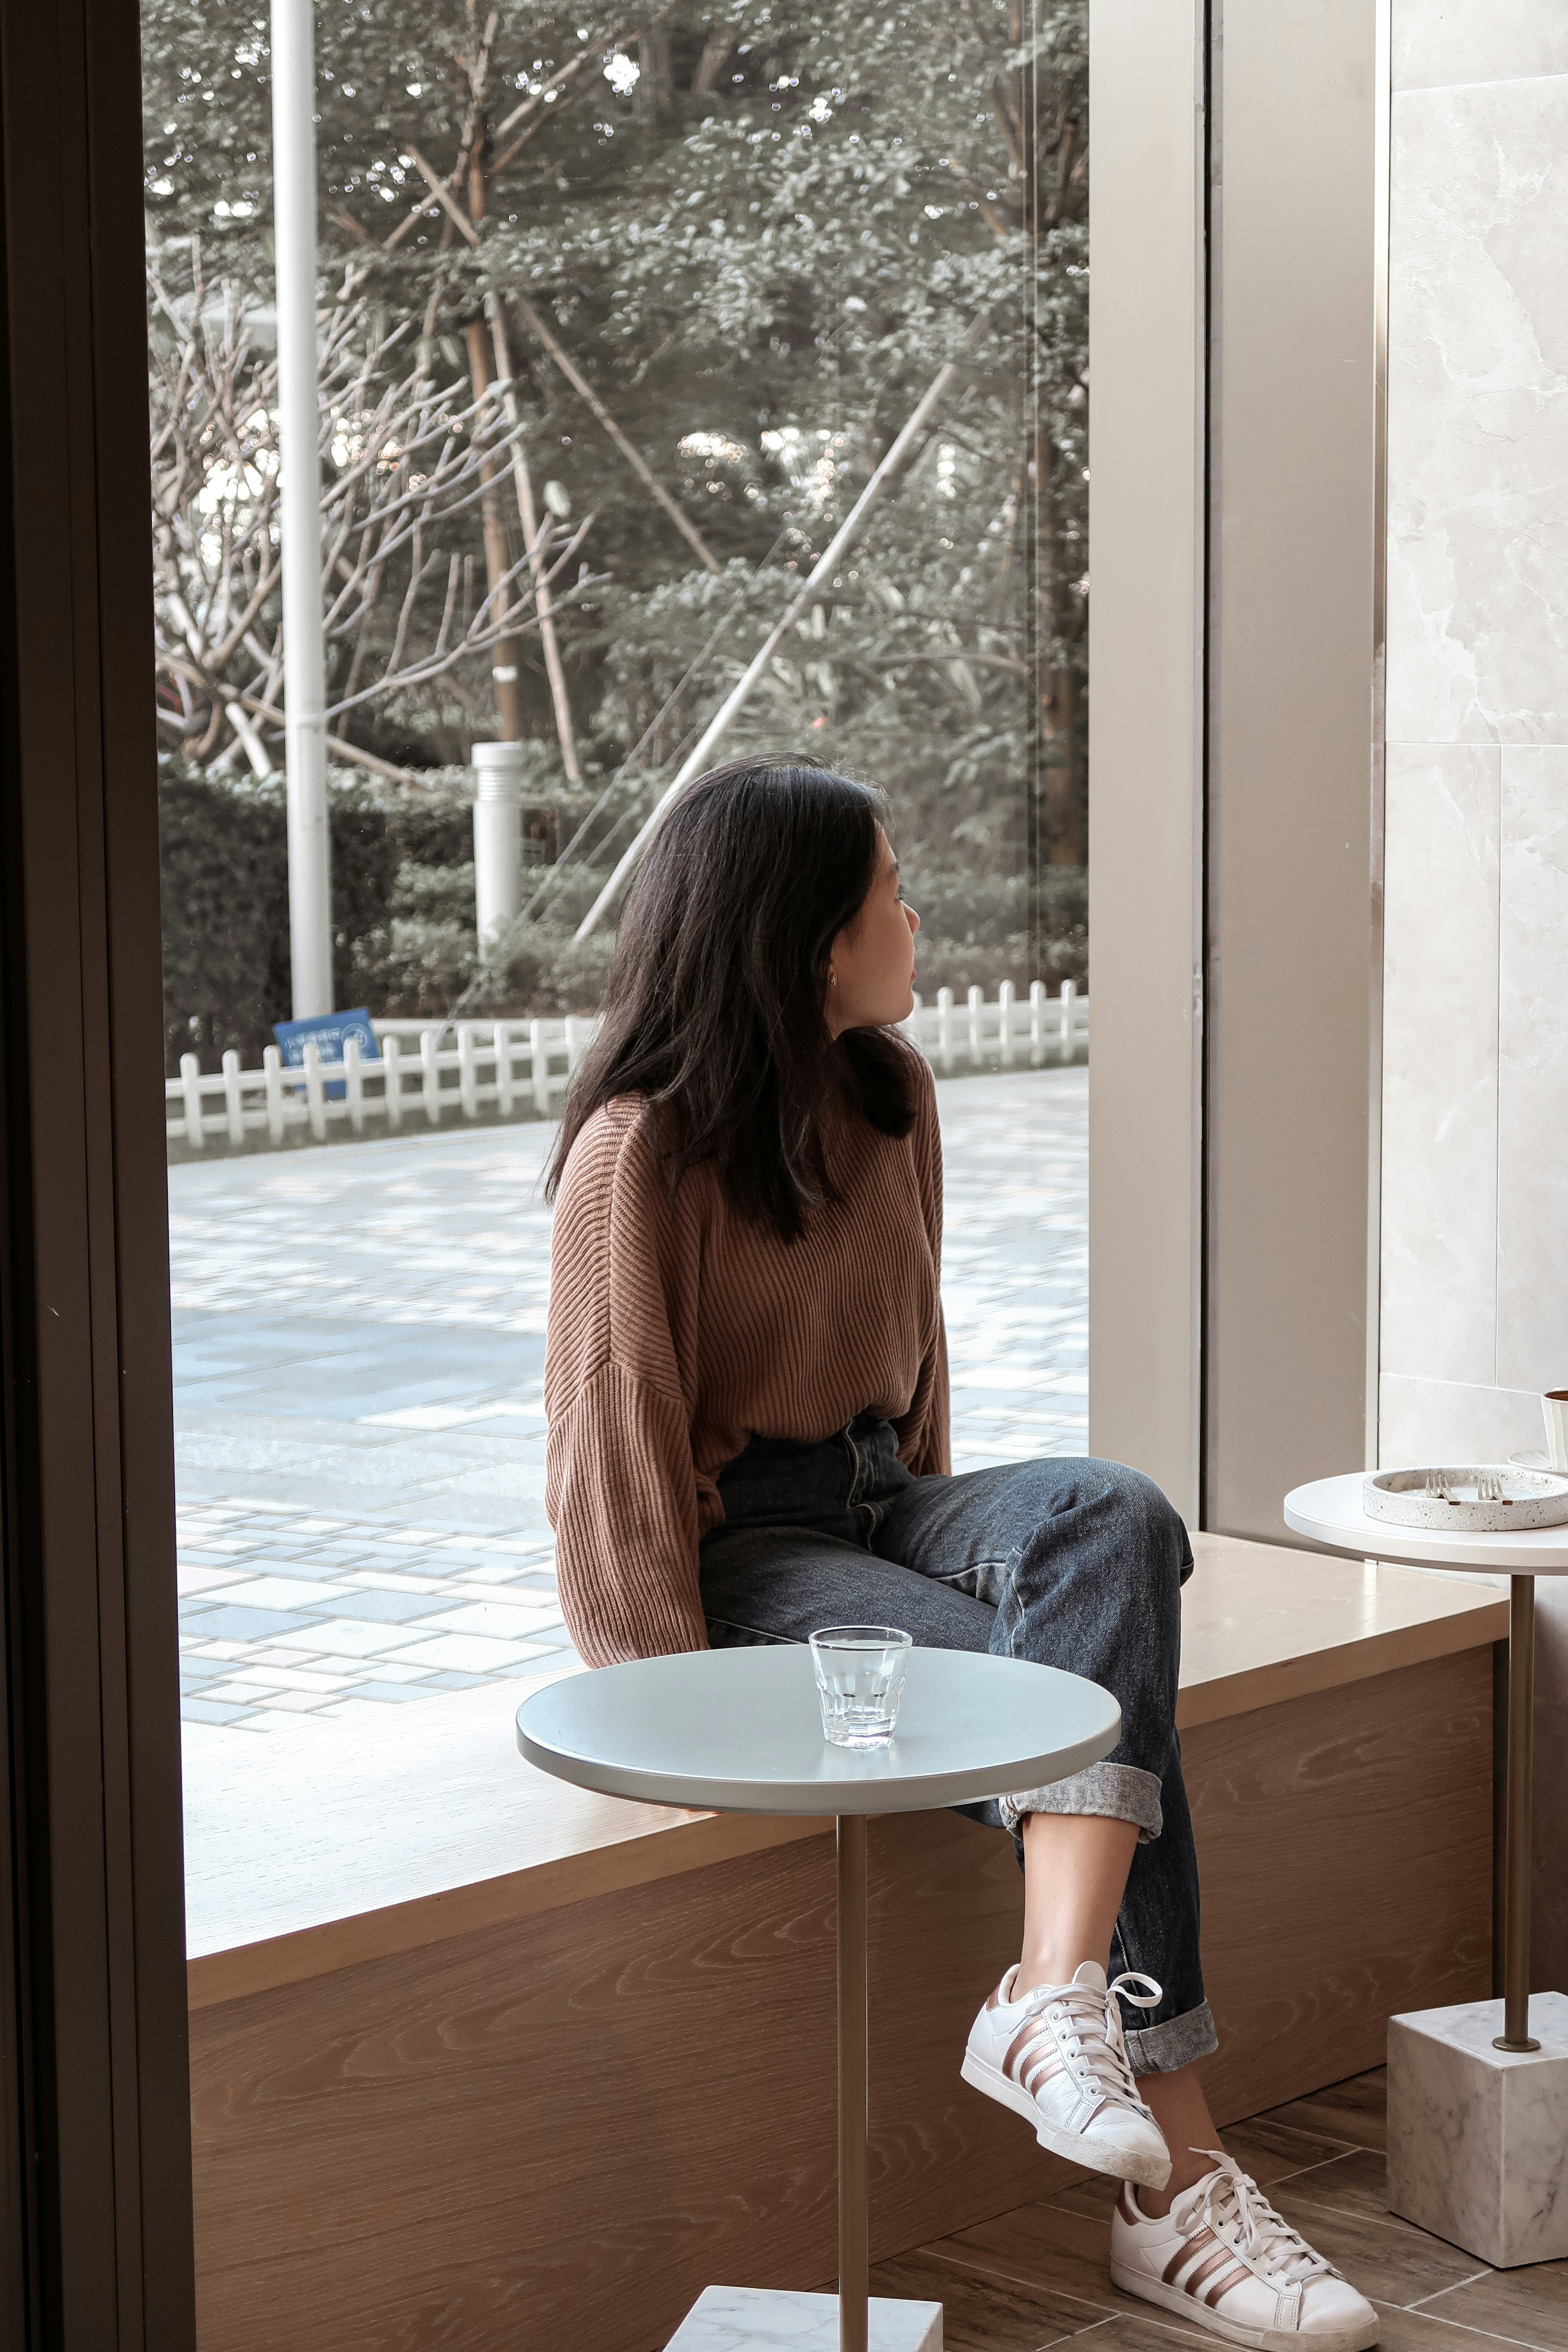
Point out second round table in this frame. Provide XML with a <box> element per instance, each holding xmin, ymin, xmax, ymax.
<box><xmin>1285</xmin><ymin>1473</ymin><xmax>1568</xmax><ymax>2054</ymax></box>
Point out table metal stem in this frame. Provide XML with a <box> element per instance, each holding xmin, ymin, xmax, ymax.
<box><xmin>1494</xmin><ymin>1575</ymin><xmax>1539</xmax><ymax>2055</ymax></box>
<box><xmin>837</xmin><ymin>1813</ymin><xmax>869</xmax><ymax>2352</ymax></box>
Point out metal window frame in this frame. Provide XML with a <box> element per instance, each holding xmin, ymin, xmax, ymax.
<box><xmin>0</xmin><ymin>0</ymin><xmax>197</xmax><ymax>2337</ymax></box>
<box><xmin>1089</xmin><ymin>0</ymin><xmax>1388</xmax><ymax>1536</ymax></box>
<box><xmin>1086</xmin><ymin>0</ymin><xmax>1208</xmax><ymax>1526</ymax></box>
<box><xmin>1202</xmin><ymin>0</ymin><xmax>1386</xmax><ymax>1537</ymax></box>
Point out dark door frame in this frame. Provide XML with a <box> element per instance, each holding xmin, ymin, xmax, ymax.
<box><xmin>0</xmin><ymin>0</ymin><xmax>196</xmax><ymax>2339</ymax></box>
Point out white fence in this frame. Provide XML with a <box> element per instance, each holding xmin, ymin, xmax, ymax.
<box><xmin>165</xmin><ymin>979</ymin><xmax>1088</xmax><ymax>1154</ymax></box>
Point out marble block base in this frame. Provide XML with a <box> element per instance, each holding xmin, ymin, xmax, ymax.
<box><xmin>665</xmin><ymin>2285</ymin><xmax>942</xmax><ymax>2350</ymax></box>
<box><xmin>1388</xmin><ymin>1992</ymin><xmax>1568</xmax><ymax>2267</ymax></box>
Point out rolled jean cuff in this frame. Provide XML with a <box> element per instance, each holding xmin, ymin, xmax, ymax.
<box><xmin>1125</xmin><ymin>1999</ymin><xmax>1218</xmax><ymax>2076</ymax></box>
<box><xmin>1000</xmin><ymin>1760</ymin><xmax>1164</xmax><ymax>1842</ymax></box>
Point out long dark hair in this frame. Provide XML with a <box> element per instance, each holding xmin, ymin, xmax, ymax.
<box><xmin>546</xmin><ymin>758</ymin><xmax>917</xmax><ymax>1240</ymax></box>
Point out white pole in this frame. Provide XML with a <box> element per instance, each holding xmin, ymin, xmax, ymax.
<box><xmin>270</xmin><ymin>0</ymin><xmax>333</xmax><ymax>1016</ymax></box>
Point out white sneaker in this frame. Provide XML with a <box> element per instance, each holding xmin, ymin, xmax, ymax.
<box><xmin>1111</xmin><ymin>2152</ymin><xmax>1380</xmax><ymax>2350</ymax></box>
<box><xmin>961</xmin><ymin>1960</ymin><xmax>1172</xmax><ymax>2187</ymax></box>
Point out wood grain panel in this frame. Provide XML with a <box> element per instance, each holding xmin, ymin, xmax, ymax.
<box><xmin>188</xmin><ymin>1649</ymin><xmax>1492</xmax><ymax>2352</ymax></box>
<box><xmin>192</xmin><ymin>1835</ymin><xmax>834</xmax><ymax>2352</ymax></box>
<box><xmin>190</xmin><ymin>1812</ymin><xmax>1072</xmax><ymax>2352</ymax></box>
<box><xmin>1190</xmin><ymin>1645</ymin><xmax>1493</xmax><ymax>2125</ymax></box>
<box><xmin>186</xmin><ymin>1804</ymin><xmax>832</xmax><ymax>2011</ymax></box>
<box><xmin>183</xmin><ymin>1549</ymin><xmax>1503</xmax><ymax>2008</ymax></box>
<box><xmin>1176</xmin><ymin>1539</ymin><xmax>1504</xmax><ymax>1730</ymax></box>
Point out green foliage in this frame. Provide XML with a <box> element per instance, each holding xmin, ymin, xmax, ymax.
<box><xmin>144</xmin><ymin>0</ymin><xmax>1089</xmax><ymax>1026</ymax></box>
<box><xmin>160</xmin><ymin>769</ymin><xmax>632</xmax><ymax>1059</ymax></box>
<box><xmin>160</xmin><ymin>769</ymin><xmax>405</xmax><ymax>1067</ymax></box>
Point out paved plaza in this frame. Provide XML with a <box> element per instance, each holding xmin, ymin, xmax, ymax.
<box><xmin>171</xmin><ymin>1068</ymin><xmax>1087</xmax><ymax>1744</ymax></box>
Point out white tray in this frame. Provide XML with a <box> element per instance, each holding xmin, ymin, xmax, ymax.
<box><xmin>1362</xmin><ymin>1466</ymin><xmax>1568</xmax><ymax>1533</ymax></box>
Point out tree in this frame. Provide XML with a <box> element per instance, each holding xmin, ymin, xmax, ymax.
<box><xmin>141</xmin><ymin>0</ymin><xmax>1089</xmax><ymax>998</ymax></box>
<box><xmin>147</xmin><ymin>238</ymin><xmax>595</xmax><ymax>775</ymax></box>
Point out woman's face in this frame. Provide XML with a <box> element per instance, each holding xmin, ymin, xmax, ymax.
<box><xmin>827</xmin><ymin>826</ymin><xmax>920</xmax><ymax>1034</ymax></box>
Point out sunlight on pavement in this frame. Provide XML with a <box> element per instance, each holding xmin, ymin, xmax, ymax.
<box><xmin>171</xmin><ymin>1068</ymin><xmax>1085</xmax><ymax>1742</ymax></box>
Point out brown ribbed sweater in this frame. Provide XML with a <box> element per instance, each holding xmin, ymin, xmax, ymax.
<box><xmin>545</xmin><ymin>1052</ymin><xmax>950</xmax><ymax>1665</ymax></box>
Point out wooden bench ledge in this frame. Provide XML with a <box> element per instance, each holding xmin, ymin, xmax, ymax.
<box><xmin>1176</xmin><ymin>1532</ymin><xmax>1502</xmax><ymax>1727</ymax></box>
<box><xmin>184</xmin><ymin>1536</ymin><xmax>1504</xmax><ymax>2011</ymax></box>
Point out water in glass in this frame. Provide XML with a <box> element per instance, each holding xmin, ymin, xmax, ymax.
<box><xmin>809</xmin><ymin>1625</ymin><xmax>913</xmax><ymax>1749</ymax></box>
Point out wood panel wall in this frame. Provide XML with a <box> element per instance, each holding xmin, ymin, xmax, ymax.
<box><xmin>188</xmin><ymin>1647</ymin><xmax>1492</xmax><ymax>2352</ymax></box>
<box><xmin>1189</xmin><ymin>1644</ymin><xmax>1493</xmax><ymax>2121</ymax></box>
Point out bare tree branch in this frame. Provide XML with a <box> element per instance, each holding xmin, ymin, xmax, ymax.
<box><xmin>147</xmin><ymin>263</ymin><xmax>598</xmax><ymax>773</ymax></box>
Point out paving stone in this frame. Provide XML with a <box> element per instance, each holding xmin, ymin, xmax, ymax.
<box><xmin>177</xmin><ymin>1604</ymin><xmax>318</xmax><ymax>1643</ymax></box>
<box><xmin>302</xmin><ymin>1587</ymin><xmax>455</xmax><ymax>1623</ymax></box>
<box><xmin>270</xmin><ymin>1617</ymin><xmax>430</xmax><ymax>1658</ymax></box>
<box><xmin>213</xmin><ymin>1574</ymin><xmax>356</xmax><ymax>1610</ymax></box>
<box><xmin>389</xmin><ymin>1632</ymin><xmax>556</xmax><ymax>1674</ymax></box>
<box><xmin>171</xmin><ymin>1070</ymin><xmax>1085</xmax><ymax>1741</ymax></box>
<box><xmin>177</xmin><ymin>1567</ymin><xmax>247</xmax><ymax>1596</ymax></box>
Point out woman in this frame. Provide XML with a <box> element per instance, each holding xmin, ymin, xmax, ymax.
<box><xmin>545</xmin><ymin>760</ymin><xmax>1377</xmax><ymax>2352</ymax></box>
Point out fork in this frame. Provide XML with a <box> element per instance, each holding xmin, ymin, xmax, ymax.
<box><xmin>1424</xmin><ymin>1469</ymin><xmax>1452</xmax><ymax>1503</ymax></box>
<box><xmin>1476</xmin><ymin>1472</ymin><xmax>1506</xmax><ymax>1505</ymax></box>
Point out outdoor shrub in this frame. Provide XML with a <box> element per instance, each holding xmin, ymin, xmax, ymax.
<box><xmin>159</xmin><ymin>766</ymin><xmax>399</xmax><ymax>1071</ymax></box>
<box><xmin>158</xmin><ymin>764</ymin><xmax>1086</xmax><ymax>1075</ymax></box>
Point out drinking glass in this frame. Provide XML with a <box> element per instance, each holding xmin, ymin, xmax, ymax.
<box><xmin>809</xmin><ymin>1625</ymin><xmax>913</xmax><ymax>1749</ymax></box>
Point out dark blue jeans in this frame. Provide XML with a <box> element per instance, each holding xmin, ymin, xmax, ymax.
<box><xmin>698</xmin><ymin>1414</ymin><xmax>1215</xmax><ymax>2074</ymax></box>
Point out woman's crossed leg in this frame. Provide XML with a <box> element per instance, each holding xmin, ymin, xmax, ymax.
<box><xmin>700</xmin><ymin>1445</ymin><xmax>1380</xmax><ymax>2352</ymax></box>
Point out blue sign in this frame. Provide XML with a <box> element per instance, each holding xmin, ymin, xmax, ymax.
<box><xmin>273</xmin><ymin>1009</ymin><xmax>380</xmax><ymax>1102</ymax></box>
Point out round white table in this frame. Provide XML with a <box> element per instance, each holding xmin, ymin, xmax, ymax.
<box><xmin>517</xmin><ymin>1645</ymin><xmax>1121</xmax><ymax>2352</ymax></box>
<box><xmin>1284</xmin><ymin>1474</ymin><xmax>1568</xmax><ymax>2056</ymax></box>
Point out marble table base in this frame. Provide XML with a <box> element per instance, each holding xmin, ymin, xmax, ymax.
<box><xmin>1387</xmin><ymin>1992</ymin><xmax>1568</xmax><ymax>2268</ymax></box>
<box><xmin>665</xmin><ymin>2285</ymin><xmax>942</xmax><ymax>2350</ymax></box>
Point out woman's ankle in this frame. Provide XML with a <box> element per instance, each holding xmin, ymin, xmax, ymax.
<box><xmin>1133</xmin><ymin>2140</ymin><xmax>1220</xmax><ymax>2217</ymax></box>
<box><xmin>1013</xmin><ymin>1947</ymin><xmax>1103</xmax><ymax>1999</ymax></box>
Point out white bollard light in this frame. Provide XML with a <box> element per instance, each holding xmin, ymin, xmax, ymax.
<box><xmin>472</xmin><ymin>742</ymin><xmax>524</xmax><ymax>961</ymax></box>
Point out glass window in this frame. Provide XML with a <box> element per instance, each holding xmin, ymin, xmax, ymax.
<box><xmin>146</xmin><ymin>2</ymin><xmax>1087</xmax><ymax>1765</ymax></box>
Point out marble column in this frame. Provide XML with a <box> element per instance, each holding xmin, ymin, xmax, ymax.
<box><xmin>1382</xmin><ymin>0</ymin><xmax>1568</xmax><ymax>1990</ymax></box>
<box><xmin>1388</xmin><ymin>1995</ymin><xmax>1568</xmax><ymax>2267</ymax></box>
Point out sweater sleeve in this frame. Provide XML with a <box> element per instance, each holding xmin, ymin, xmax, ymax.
<box><xmin>545</xmin><ymin>1107</ymin><xmax>710</xmax><ymax>1666</ymax></box>
<box><xmin>903</xmin><ymin>1054</ymin><xmax>951</xmax><ymax>1478</ymax></box>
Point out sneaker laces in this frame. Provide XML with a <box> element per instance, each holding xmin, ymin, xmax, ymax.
<box><xmin>1025</xmin><ymin>1969</ymin><xmax>1163</xmax><ymax>2119</ymax></box>
<box><xmin>1180</xmin><ymin>2152</ymin><xmax>1338</xmax><ymax>2285</ymax></box>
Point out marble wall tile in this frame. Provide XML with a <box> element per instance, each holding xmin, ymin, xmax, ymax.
<box><xmin>1394</xmin><ymin>0</ymin><xmax>1568</xmax><ymax>93</ymax></box>
<box><xmin>1496</xmin><ymin>748</ymin><xmax>1568</xmax><ymax>1391</ymax></box>
<box><xmin>1386</xmin><ymin>76</ymin><xmax>1568</xmax><ymax>745</ymax></box>
<box><xmin>1381</xmin><ymin>745</ymin><xmax>1499</xmax><ymax>1384</ymax></box>
<box><xmin>1378</xmin><ymin>1372</ymin><xmax>1543</xmax><ymax>1467</ymax></box>
<box><xmin>1382</xmin><ymin>2</ymin><xmax>1568</xmax><ymax>2004</ymax></box>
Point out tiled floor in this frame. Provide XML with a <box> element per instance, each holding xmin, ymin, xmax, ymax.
<box><xmin>170</xmin><ymin>1069</ymin><xmax>1086</xmax><ymax>1737</ymax></box>
<box><xmin>877</xmin><ymin>2068</ymin><xmax>1568</xmax><ymax>2352</ymax></box>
